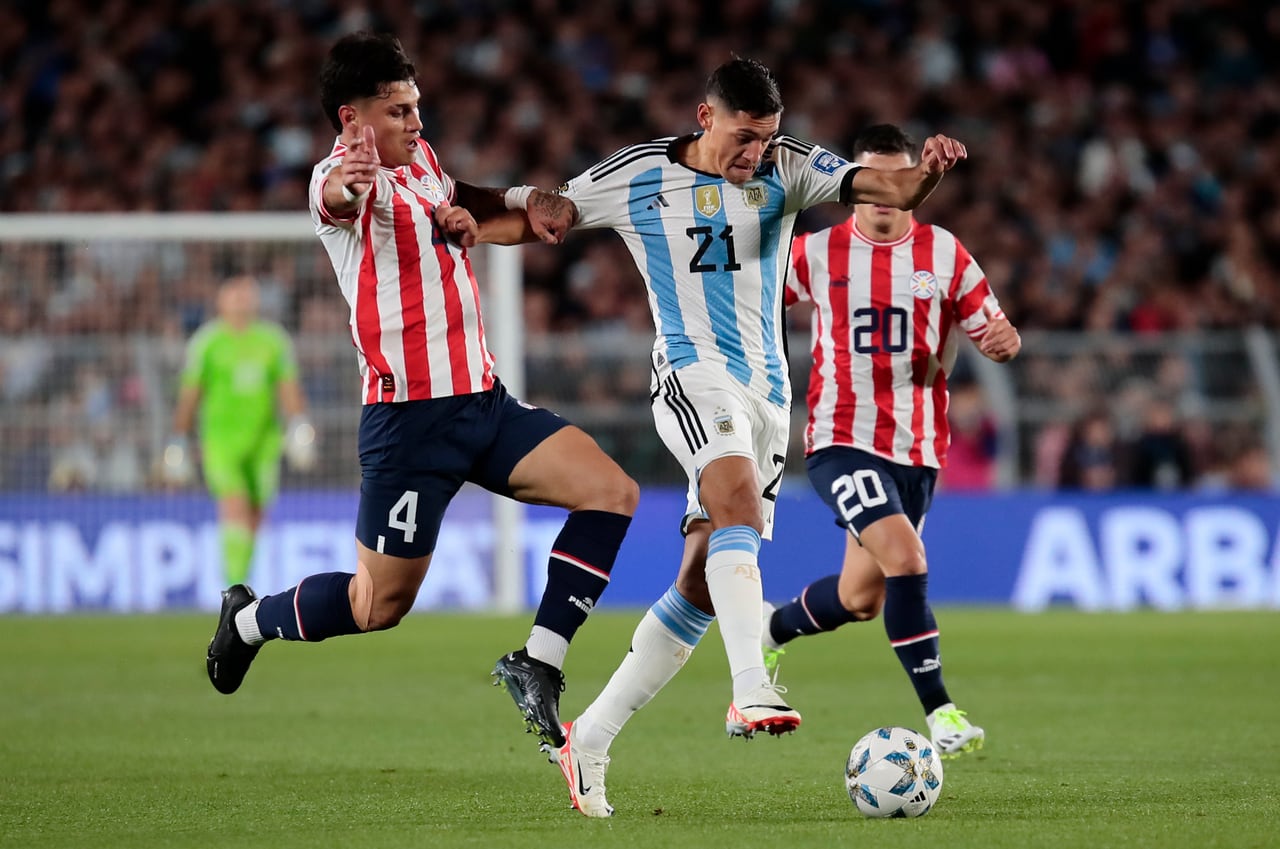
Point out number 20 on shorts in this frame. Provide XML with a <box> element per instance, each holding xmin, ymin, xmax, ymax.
<box><xmin>831</xmin><ymin>470</ymin><xmax>887</xmax><ymax>527</ymax></box>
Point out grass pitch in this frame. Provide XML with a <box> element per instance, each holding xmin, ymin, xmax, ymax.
<box><xmin>1</xmin><ymin>609</ymin><xmax>1277</xmax><ymax>849</ymax></box>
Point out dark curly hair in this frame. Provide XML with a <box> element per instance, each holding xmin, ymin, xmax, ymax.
<box><xmin>319</xmin><ymin>31</ymin><xmax>417</xmax><ymax>132</ymax></box>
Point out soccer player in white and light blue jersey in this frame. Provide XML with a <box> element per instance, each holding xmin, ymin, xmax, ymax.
<box><xmin>524</xmin><ymin>58</ymin><xmax>967</xmax><ymax>817</ymax></box>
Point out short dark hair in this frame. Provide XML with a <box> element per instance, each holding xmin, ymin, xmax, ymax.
<box><xmin>319</xmin><ymin>31</ymin><xmax>417</xmax><ymax>132</ymax></box>
<box><xmin>852</xmin><ymin>124</ymin><xmax>917</xmax><ymax>165</ymax></box>
<box><xmin>705</xmin><ymin>57</ymin><xmax>783</xmax><ymax>117</ymax></box>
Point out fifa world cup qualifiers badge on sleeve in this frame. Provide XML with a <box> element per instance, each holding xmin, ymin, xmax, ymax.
<box><xmin>811</xmin><ymin>151</ymin><xmax>849</xmax><ymax>174</ymax></box>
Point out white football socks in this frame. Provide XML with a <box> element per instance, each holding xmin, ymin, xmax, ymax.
<box><xmin>705</xmin><ymin>526</ymin><xmax>768</xmax><ymax>702</ymax></box>
<box><xmin>234</xmin><ymin>598</ymin><xmax>264</xmax><ymax>646</ymax></box>
<box><xmin>574</xmin><ymin>589</ymin><xmax>712</xmax><ymax>753</ymax></box>
<box><xmin>525</xmin><ymin>624</ymin><xmax>569</xmax><ymax>670</ymax></box>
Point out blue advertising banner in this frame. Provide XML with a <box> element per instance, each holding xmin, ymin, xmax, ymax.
<box><xmin>1</xmin><ymin>488</ymin><xmax>1277</xmax><ymax>612</ymax></box>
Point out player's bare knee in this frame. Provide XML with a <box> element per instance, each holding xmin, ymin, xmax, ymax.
<box><xmin>578</xmin><ymin>468</ymin><xmax>639</xmax><ymax>515</ymax></box>
<box><xmin>364</xmin><ymin>597</ymin><xmax>413</xmax><ymax>631</ymax></box>
<box><xmin>608</xmin><ymin>472</ymin><xmax>641</xmax><ymax>515</ymax></box>
<box><xmin>883</xmin><ymin>551</ymin><xmax>928</xmax><ymax>577</ymax></box>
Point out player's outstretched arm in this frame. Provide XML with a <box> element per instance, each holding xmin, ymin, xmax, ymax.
<box><xmin>445</xmin><ymin>183</ymin><xmax>566</xmax><ymax>246</ymax></box>
<box><xmin>850</xmin><ymin>134</ymin><xmax>967</xmax><ymax>210</ymax></box>
<box><xmin>450</xmin><ymin>183</ymin><xmax>578</xmax><ymax>246</ymax></box>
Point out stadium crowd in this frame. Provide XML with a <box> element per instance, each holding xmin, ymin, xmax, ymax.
<box><xmin>1</xmin><ymin>0</ymin><xmax>1277</xmax><ymax>491</ymax></box>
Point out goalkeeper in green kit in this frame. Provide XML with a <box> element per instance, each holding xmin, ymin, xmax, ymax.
<box><xmin>165</xmin><ymin>275</ymin><xmax>314</xmax><ymax>585</ymax></box>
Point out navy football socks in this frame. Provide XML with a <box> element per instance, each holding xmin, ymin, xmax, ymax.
<box><xmin>884</xmin><ymin>573</ymin><xmax>950</xmax><ymax>714</ymax></box>
<box><xmin>770</xmin><ymin>575</ymin><xmax>861</xmax><ymax>644</ymax></box>
<box><xmin>533</xmin><ymin>510</ymin><xmax>631</xmax><ymax>641</ymax></box>
<box><xmin>254</xmin><ymin>572</ymin><xmax>361</xmax><ymax>642</ymax></box>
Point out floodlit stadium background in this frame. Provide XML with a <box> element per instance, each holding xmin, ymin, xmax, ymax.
<box><xmin>2</xmin><ymin>0</ymin><xmax>1278</xmax><ymax>612</ymax></box>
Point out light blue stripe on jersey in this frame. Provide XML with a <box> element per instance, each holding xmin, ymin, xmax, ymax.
<box><xmin>629</xmin><ymin>167</ymin><xmax>698</xmax><ymax>366</ymax></box>
<box><xmin>756</xmin><ymin>170</ymin><xmax>788</xmax><ymax>406</ymax></box>
<box><xmin>708</xmin><ymin>525</ymin><xmax>762</xmax><ymax>557</ymax></box>
<box><xmin>692</xmin><ymin>173</ymin><xmax>752</xmax><ymax>389</ymax></box>
<box><xmin>652</xmin><ymin>584</ymin><xmax>714</xmax><ymax>647</ymax></box>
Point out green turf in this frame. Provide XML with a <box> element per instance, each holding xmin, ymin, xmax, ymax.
<box><xmin>1</xmin><ymin>609</ymin><xmax>1277</xmax><ymax>849</ymax></box>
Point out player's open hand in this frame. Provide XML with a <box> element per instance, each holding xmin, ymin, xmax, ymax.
<box><xmin>526</xmin><ymin>190</ymin><xmax>579</xmax><ymax>245</ymax></box>
<box><xmin>920</xmin><ymin>135</ymin><xmax>967</xmax><ymax>175</ymax></box>
<box><xmin>435</xmin><ymin>202</ymin><xmax>480</xmax><ymax>247</ymax></box>
<box><xmin>340</xmin><ymin>124</ymin><xmax>380</xmax><ymax>199</ymax></box>
<box><xmin>978</xmin><ymin>303</ymin><xmax>1021</xmax><ymax>362</ymax></box>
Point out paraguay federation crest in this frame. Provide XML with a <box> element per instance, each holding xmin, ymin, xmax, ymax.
<box><xmin>910</xmin><ymin>269</ymin><xmax>938</xmax><ymax>300</ymax></box>
<box><xmin>696</xmin><ymin>185</ymin><xmax>722</xmax><ymax>217</ymax></box>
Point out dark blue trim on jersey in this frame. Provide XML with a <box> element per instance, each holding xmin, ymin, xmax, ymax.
<box><xmin>755</xmin><ymin>170</ymin><xmax>789</xmax><ymax>406</ymax></box>
<box><xmin>691</xmin><ymin>172</ymin><xmax>752</xmax><ymax>390</ymax></box>
<box><xmin>629</xmin><ymin>167</ymin><xmax>698</xmax><ymax>367</ymax></box>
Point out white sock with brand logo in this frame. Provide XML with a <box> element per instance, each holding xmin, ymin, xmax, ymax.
<box><xmin>705</xmin><ymin>527</ymin><xmax>768</xmax><ymax>702</ymax></box>
<box><xmin>575</xmin><ymin>589</ymin><xmax>711</xmax><ymax>753</ymax></box>
<box><xmin>526</xmin><ymin>625</ymin><xmax>568</xmax><ymax>670</ymax></box>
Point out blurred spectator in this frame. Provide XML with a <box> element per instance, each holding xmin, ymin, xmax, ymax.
<box><xmin>1058</xmin><ymin>408</ymin><xmax>1127</xmax><ymax>490</ymax></box>
<box><xmin>1128</xmin><ymin>397</ymin><xmax>1194</xmax><ymax>489</ymax></box>
<box><xmin>938</xmin><ymin>379</ymin><xmax>999</xmax><ymax>491</ymax></box>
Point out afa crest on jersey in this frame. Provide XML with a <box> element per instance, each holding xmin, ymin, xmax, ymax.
<box><xmin>743</xmin><ymin>183</ymin><xmax>769</xmax><ymax>209</ymax></box>
<box><xmin>696</xmin><ymin>186</ymin><xmax>722</xmax><ymax>217</ymax></box>
<box><xmin>910</xmin><ymin>270</ymin><xmax>939</xmax><ymax>299</ymax></box>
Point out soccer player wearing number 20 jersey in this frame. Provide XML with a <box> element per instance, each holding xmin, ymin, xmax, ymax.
<box><xmin>545</xmin><ymin>63</ymin><xmax>969</xmax><ymax>817</ymax></box>
<box><xmin>768</xmin><ymin>124</ymin><xmax>1022</xmax><ymax>759</ymax></box>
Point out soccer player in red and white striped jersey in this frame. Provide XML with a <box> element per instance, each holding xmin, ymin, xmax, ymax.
<box><xmin>768</xmin><ymin>124</ymin><xmax>1021</xmax><ymax>758</ymax></box>
<box><xmin>206</xmin><ymin>33</ymin><xmax>638</xmax><ymax>754</ymax></box>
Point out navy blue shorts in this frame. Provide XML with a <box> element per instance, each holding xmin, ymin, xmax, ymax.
<box><xmin>805</xmin><ymin>446</ymin><xmax>938</xmax><ymax>539</ymax></box>
<box><xmin>356</xmin><ymin>380</ymin><xmax>569</xmax><ymax>558</ymax></box>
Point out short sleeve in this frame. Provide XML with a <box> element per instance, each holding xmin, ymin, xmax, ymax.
<box><xmin>770</xmin><ymin>137</ymin><xmax>862</xmax><ymax>213</ymax></box>
<box><xmin>180</xmin><ymin>325</ymin><xmax>213</xmax><ymax>388</ymax></box>
<box><xmin>561</xmin><ymin>143</ymin><xmax>668</xmax><ymax>231</ymax></box>
<box><xmin>948</xmin><ymin>239</ymin><xmax>1001</xmax><ymax>341</ymax></box>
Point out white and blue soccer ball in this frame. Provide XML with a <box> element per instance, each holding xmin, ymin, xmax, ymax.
<box><xmin>845</xmin><ymin>726</ymin><xmax>943</xmax><ymax>818</ymax></box>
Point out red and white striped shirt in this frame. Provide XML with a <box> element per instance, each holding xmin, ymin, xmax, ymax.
<box><xmin>786</xmin><ymin>217</ymin><xmax>1002</xmax><ymax>468</ymax></box>
<box><xmin>309</xmin><ymin>138</ymin><xmax>495</xmax><ymax>404</ymax></box>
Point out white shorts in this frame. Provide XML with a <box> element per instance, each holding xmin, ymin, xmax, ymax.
<box><xmin>650</xmin><ymin>358</ymin><xmax>790</xmax><ymax>540</ymax></box>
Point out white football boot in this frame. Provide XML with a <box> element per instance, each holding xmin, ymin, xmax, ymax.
<box><xmin>556</xmin><ymin>721</ymin><xmax>614</xmax><ymax>818</ymax></box>
<box><xmin>725</xmin><ymin>680</ymin><xmax>801</xmax><ymax>738</ymax></box>
<box><xmin>926</xmin><ymin>703</ymin><xmax>985</xmax><ymax>758</ymax></box>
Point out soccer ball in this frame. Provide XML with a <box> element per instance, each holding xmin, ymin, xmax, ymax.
<box><xmin>845</xmin><ymin>726</ymin><xmax>943</xmax><ymax>818</ymax></box>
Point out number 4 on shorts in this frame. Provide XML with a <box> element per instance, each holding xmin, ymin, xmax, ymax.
<box><xmin>389</xmin><ymin>490</ymin><xmax>419</xmax><ymax>543</ymax></box>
